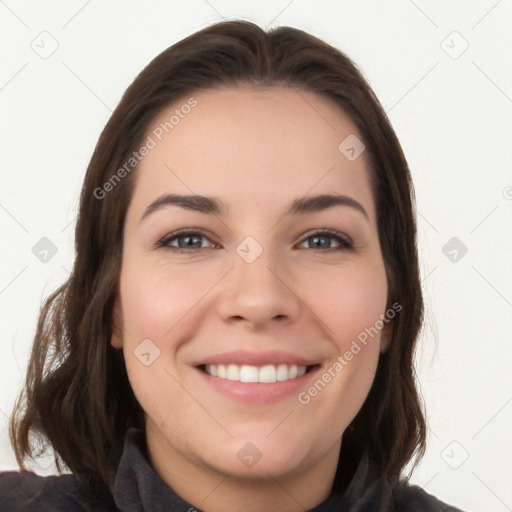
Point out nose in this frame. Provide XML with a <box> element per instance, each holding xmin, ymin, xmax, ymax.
<box><xmin>215</xmin><ymin>248</ymin><xmax>302</xmax><ymax>331</ymax></box>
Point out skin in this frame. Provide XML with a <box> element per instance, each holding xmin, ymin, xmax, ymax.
<box><xmin>111</xmin><ymin>85</ymin><xmax>391</xmax><ymax>512</ymax></box>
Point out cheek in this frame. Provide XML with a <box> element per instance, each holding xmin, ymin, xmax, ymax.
<box><xmin>297</xmin><ymin>272</ymin><xmax>385</xmax><ymax>432</ymax></box>
<box><xmin>302</xmin><ymin>262</ymin><xmax>388</xmax><ymax>345</ymax></box>
<box><xmin>297</xmin><ymin>262</ymin><xmax>387</xmax><ymax>423</ymax></box>
<box><xmin>120</xmin><ymin>259</ymin><xmax>213</xmax><ymax>338</ymax></box>
<box><xmin>118</xmin><ymin>261</ymin><xmax>206</xmax><ymax>416</ymax></box>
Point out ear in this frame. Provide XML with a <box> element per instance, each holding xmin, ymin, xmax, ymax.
<box><xmin>379</xmin><ymin>320</ymin><xmax>393</xmax><ymax>354</ymax></box>
<box><xmin>110</xmin><ymin>296</ymin><xmax>124</xmax><ymax>349</ymax></box>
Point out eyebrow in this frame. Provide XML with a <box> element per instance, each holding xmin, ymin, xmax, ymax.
<box><xmin>139</xmin><ymin>193</ymin><xmax>369</xmax><ymax>222</ymax></box>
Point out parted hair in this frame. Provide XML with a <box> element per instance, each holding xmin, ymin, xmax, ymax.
<box><xmin>10</xmin><ymin>20</ymin><xmax>426</xmax><ymax>502</ymax></box>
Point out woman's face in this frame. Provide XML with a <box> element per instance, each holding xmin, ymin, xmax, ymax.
<box><xmin>112</xmin><ymin>85</ymin><xmax>390</xmax><ymax>481</ymax></box>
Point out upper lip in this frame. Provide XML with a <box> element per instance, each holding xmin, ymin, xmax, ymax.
<box><xmin>192</xmin><ymin>350</ymin><xmax>319</xmax><ymax>367</ymax></box>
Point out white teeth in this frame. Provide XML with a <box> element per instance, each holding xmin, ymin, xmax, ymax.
<box><xmin>217</xmin><ymin>364</ymin><xmax>226</xmax><ymax>378</ymax></box>
<box><xmin>240</xmin><ymin>365</ymin><xmax>259</xmax><ymax>383</ymax></box>
<box><xmin>226</xmin><ymin>364</ymin><xmax>239</xmax><ymax>381</ymax></box>
<box><xmin>276</xmin><ymin>364</ymin><xmax>288</xmax><ymax>381</ymax></box>
<box><xmin>203</xmin><ymin>363</ymin><xmax>309</xmax><ymax>383</ymax></box>
<box><xmin>259</xmin><ymin>365</ymin><xmax>276</xmax><ymax>383</ymax></box>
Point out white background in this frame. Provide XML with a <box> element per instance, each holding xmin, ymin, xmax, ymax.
<box><xmin>1</xmin><ymin>1</ymin><xmax>511</xmax><ymax>511</ymax></box>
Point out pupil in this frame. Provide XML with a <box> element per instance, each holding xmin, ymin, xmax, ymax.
<box><xmin>311</xmin><ymin>236</ymin><xmax>329</xmax><ymax>249</ymax></box>
<box><xmin>180</xmin><ymin>235</ymin><xmax>200</xmax><ymax>248</ymax></box>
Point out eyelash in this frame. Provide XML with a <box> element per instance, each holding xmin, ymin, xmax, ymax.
<box><xmin>155</xmin><ymin>228</ymin><xmax>353</xmax><ymax>254</ymax></box>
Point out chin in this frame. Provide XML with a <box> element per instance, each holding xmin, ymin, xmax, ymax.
<box><xmin>201</xmin><ymin>435</ymin><xmax>312</xmax><ymax>479</ymax></box>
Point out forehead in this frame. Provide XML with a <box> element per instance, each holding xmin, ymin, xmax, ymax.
<box><xmin>128</xmin><ymin>86</ymin><xmax>375</xmax><ymax>223</ymax></box>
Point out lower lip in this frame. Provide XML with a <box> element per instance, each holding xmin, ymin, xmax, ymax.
<box><xmin>194</xmin><ymin>366</ymin><xmax>321</xmax><ymax>404</ymax></box>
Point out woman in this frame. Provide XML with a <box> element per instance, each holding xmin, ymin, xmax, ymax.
<box><xmin>0</xmin><ymin>20</ymin><xmax>465</xmax><ymax>512</ymax></box>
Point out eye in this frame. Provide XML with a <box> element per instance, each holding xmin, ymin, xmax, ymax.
<box><xmin>156</xmin><ymin>228</ymin><xmax>353</xmax><ymax>253</ymax></box>
<box><xmin>297</xmin><ymin>229</ymin><xmax>353</xmax><ymax>251</ymax></box>
<box><xmin>156</xmin><ymin>229</ymin><xmax>218</xmax><ymax>253</ymax></box>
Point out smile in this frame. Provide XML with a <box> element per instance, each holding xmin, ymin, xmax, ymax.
<box><xmin>201</xmin><ymin>363</ymin><xmax>312</xmax><ymax>383</ymax></box>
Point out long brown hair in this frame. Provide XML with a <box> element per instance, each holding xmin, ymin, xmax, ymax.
<box><xmin>10</xmin><ymin>19</ymin><xmax>425</xmax><ymax>501</ymax></box>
